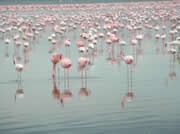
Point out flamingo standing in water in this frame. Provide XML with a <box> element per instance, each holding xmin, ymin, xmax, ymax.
<box><xmin>165</xmin><ymin>42</ymin><xmax>177</xmax><ymax>60</ymax></box>
<box><xmin>78</xmin><ymin>57</ymin><xmax>90</xmax><ymax>88</ymax></box>
<box><xmin>59</xmin><ymin>54</ymin><xmax>72</xmax><ymax>90</ymax></box>
<box><xmin>14</xmin><ymin>73</ymin><xmax>24</xmax><ymax>103</ymax></box>
<box><xmin>166</xmin><ymin>47</ymin><xmax>177</xmax><ymax>86</ymax></box>
<box><xmin>120</xmin><ymin>50</ymin><xmax>134</xmax><ymax>65</ymax></box>
<box><xmin>64</xmin><ymin>39</ymin><xmax>71</xmax><ymax>57</ymax></box>
<box><xmin>120</xmin><ymin>50</ymin><xmax>135</xmax><ymax>108</ymax></box>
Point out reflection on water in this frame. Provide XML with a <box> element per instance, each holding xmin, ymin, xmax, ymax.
<box><xmin>0</xmin><ymin>1</ymin><xmax>180</xmax><ymax>134</ymax></box>
<box><xmin>121</xmin><ymin>64</ymin><xmax>135</xmax><ymax>108</ymax></box>
<box><xmin>14</xmin><ymin>81</ymin><xmax>24</xmax><ymax>103</ymax></box>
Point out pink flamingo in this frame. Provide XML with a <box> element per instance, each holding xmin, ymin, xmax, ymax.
<box><xmin>59</xmin><ymin>54</ymin><xmax>72</xmax><ymax>89</ymax></box>
<box><xmin>98</xmin><ymin>33</ymin><xmax>105</xmax><ymax>53</ymax></box>
<box><xmin>64</xmin><ymin>39</ymin><xmax>71</xmax><ymax>57</ymax></box>
<box><xmin>78</xmin><ymin>57</ymin><xmax>89</xmax><ymax>88</ymax></box>
<box><xmin>120</xmin><ymin>50</ymin><xmax>134</xmax><ymax>65</ymax></box>
<box><xmin>14</xmin><ymin>61</ymin><xmax>24</xmax><ymax>103</ymax></box>
<box><xmin>167</xmin><ymin>48</ymin><xmax>177</xmax><ymax>86</ymax></box>
<box><xmin>120</xmin><ymin>51</ymin><xmax>135</xmax><ymax>108</ymax></box>
<box><xmin>165</xmin><ymin>42</ymin><xmax>177</xmax><ymax>59</ymax></box>
<box><xmin>76</xmin><ymin>40</ymin><xmax>85</xmax><ymax>47</ymax></box>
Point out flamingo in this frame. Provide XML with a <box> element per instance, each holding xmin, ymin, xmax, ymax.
<box><xmin>166</xmin><ymin>47</ymin><xmax>177</xmax><ymax>86</ymax></box>
<box><xmin>76</xmin><ymin>40</ymin><xmax>85</xmax><ymax>47</ymax></box>
<box><xmin>59</xmin><ymin>54</ymin><xmax>72</xmax><ymax>89</ymax></box>
<box><xmin>59</xmin><ymin>54</ymin><xmax>72</xmax><ymax>71</ymax></box>
<box><xmin>120</xmin><ymin>50</ymin><xmax>135</xmax><ymax>108</ymax></box>
<box><xmin>120</xmin><ymin>50</ymin><xmax>134</xmax><ymax>65</ymax></box>
<box><xmin>64</xmin><ymin>39</ymin><xmax>71</xmax><ymax>57</ymax></box>
<box><xmin>78</xmin><ymin>57</ymin><xmax>89</xmax><ymax>88</ymax></box>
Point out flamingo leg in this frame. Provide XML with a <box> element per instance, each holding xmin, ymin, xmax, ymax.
<box><xmin>64</xmin><ymin>69</ymin><xmax>66</xmax><ymax>88</ymax></box>
<box><xmin>85</xmin><ymin>68</ymin><xmax>87</xmax><ymax>88</ymax></box>
<box><xmin>68</xmin><ymin>46</ymin><xmax>71</xmax><ymax>58</ymax></box>
<box><xmin>130</xmin><ymin>66</ymin><xmax>133</xmax><ymax>92</ymax></box>
<box><xmin>18</xmin><ymin>77</ymin><xmax>20</xmax><ymax>89</ymax></box>
<box><xmin>65</xmin><ymin>46</ymin><xmax>67</xmax><ymax>57</ymax></box>
<box><xmin>67</xmin><ymin>70</ymin><xmax>69</xmax><ymax>90</ymax></box>
<box><xmin>127</xmin><ymin>64</ymin><xmax>129</xmax><ymax>92</ymax></box>
<box><xmin>81</xmin><ymin>70</ymin><xmax>84</xmax><ymax>88</ymax></box>
<box><xmin>58</xmin><ymin>66</ymin><xmax>60</xmax><ymax>85</ymax></box>
<box><xmin>20</xmin><ymin>72</ymin><xmax>22</xmax><ymax>85</ymax></box>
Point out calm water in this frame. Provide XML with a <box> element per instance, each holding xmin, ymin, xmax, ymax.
<box><xmin>0</xmin><ymin>2</ymin><xmax>180</xmax><ymax>134</ymax></box>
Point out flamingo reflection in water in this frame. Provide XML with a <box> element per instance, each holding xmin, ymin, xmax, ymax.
<box><xmin>78</xmin><ymin>57</ymin><xmax>91</xmax><ymax>99</ymax></box>
<box><xmin>120</xmin><ymin>50</ymin><xmax>135</xmax><ymax>108</ymax></box>
<box><xmin>5</xmin><ymin>40</ymin><xmax>10</xmax><ymax>58</ymax></box>
<box><xmin>52</xmin><ymin>71</ymin><xmax>73</xmax><ymax>107</ymax></box>
<box><xmin>14</xmin><ymin>77</ymin><xmax>24</xmax><ymax>103</ymax></box>
<box><xmin>60</xmin><ymin>74</ymin><xmax>73</xmax><ymax>106</ymax></box>
<box><xmin>52</xmin><ymin>75</ymin><xmax>61</xmax><ymax>101</ymax></box>
<box><xmin>78</xmin><ymin>56</ymin><xmax>90</xmax><ymax>90</ymax></box>
<box><xmin>78</xmin><ymin>57</ymin><xmax>91</xmax><ymax>98</ymax></box>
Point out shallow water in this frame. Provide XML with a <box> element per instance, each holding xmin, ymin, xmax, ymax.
<box><xmin>0</xmin><ymin>2</ymin><xmax>180</xmax><ymax>134</ymax></box>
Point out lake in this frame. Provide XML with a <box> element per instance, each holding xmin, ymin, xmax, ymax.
<box><xmin>0</xmin><ymin>1</ymin><xmax>180</xmax><ymax>134</ymax></box>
